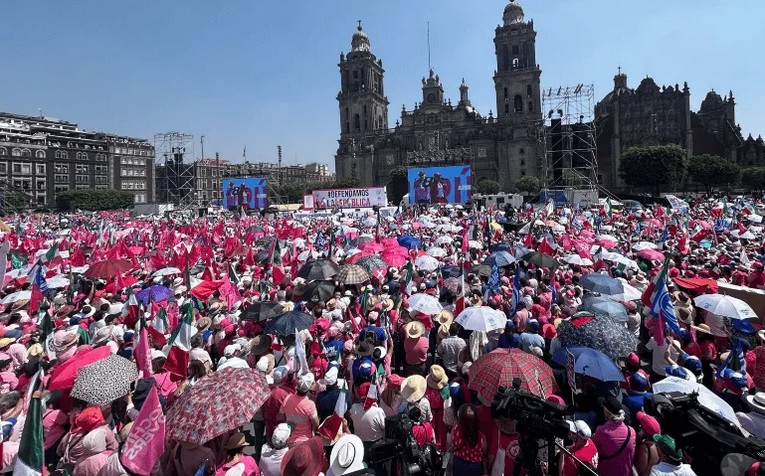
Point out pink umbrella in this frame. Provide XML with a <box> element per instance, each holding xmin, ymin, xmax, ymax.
<box><xmin>637</xmin><ymin>249</ymin><xmax>665</xmax><ymax>261</ymax></box>
<box><xmin>381</xmin><ymin>252</ymin><xmax>407</xmax><ymax>267</ymax></box>
<box><xmin>359</xmin><ymin>242</ymin><xmax>384</xmax><ymax>253</ymax></box>
<box><xmin>412</xmin><ymin>222</ymin><xmax>424</xmax><ymax>230</ymax></box>
<box><xmin>598</xmin><ymin>239</ymin><xmax>617</xmax><ymax>249</ymax></box>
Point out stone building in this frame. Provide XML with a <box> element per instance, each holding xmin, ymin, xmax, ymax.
<box><xmin>335</xmin><ymin>0</ymin><xmax>544</xmax><ymax>191</ymax></box>
<box><xmin>0</xmin><ymin>112</ymin><xmax>154</xmax><ymax>206</ymax></box>
<box><xmin>595</xmin><ymin>72</ymin><xmax>763</xmax><ymax>191</ymax></box>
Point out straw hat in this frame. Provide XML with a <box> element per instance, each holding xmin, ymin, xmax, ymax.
<box><xmin>382</xmin><ymin>298</ymin><xmax>395</xmax><ymax>312</ymax></box>
<box><xmin>250</xmin><ymin>335</ymin><xmax>272</xmax><ymax>356</ymax></box>
<box><xmin>745</xmin><ymin>392</ymin><xmax>765</xmax><ymax>415</ymax></box>
<box><xmin>92</xmin><ymin>325</ymin><xmax>114</xmax><ymax>345</ymax></box>
<box><xmin>400</xmin><ymin>375</ymin><xmax>427</xmax><ymax>403</ymax></box>
<box><xmin>404</xmin><ymin>321</ymin><xmax>425</xmax><ymax>339</ymax></box>
<box><xmin>427</xmin><ymin>365</ymin><xmax>448</xmax><ymax>390</ymax></box>
<box><xmin>436</xmin><ymin>310</ymin><xmax>454</xmax><ymax>326</ymax></box>
<box><xmin>692</xmin><ymin>323</ymin><xmax>713</xmax><ymax>334</ymax></box>
<box><xmin>0</xmin><ymin>337</ymin><xmax>16</xmax><ymax>350</ymax></box>
<box><xmin>223</xmin><ymin>432</ymin><xmax>248</xmax><ymax>450</ymax></box>
<box><xmin>195</xmin><ymin>317</ymin><xmax>212</xmax><ymax>332</ymax></box>
<box><xmin>53</xmin><ymin>331</ymin><xmax>78</xmax><ymax>352</ymax></box>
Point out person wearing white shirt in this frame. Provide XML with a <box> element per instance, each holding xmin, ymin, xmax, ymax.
<box><xmin>348</xmin><ymin>383</ymin><xmax>386</xmax><ymax>443</ymax></box>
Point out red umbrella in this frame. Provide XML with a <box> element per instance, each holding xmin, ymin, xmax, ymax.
<box><xmin>359</xmin><ymin>242</ymin><xmax>384</xmax><ymax>253</ymax></box>
<box><xmin>346</xmin><ymin>252</ymin><xmax>373</xmax><ymax>265</ymax></box>
<box><xmin>84</xmin><ymin>259</ymin><xmax>132</xmax><ymax>278</ymax></box>
<box><xmin>48</xmin><ymin>346</ymin><xmax>111</xmax><ymax>391</ymax></box>
<box><xmin>166</xmin><ymin>368</ymin><xmax>270</xmax><ymax>444</ymax></box>
<box><xmin>468</xmin><ymin>348</ymin><xmax>558</xmax><ymax>404</ymax></box>
<box><xmin>637</xmin><ymin>249</ymin><xmax>665</xmax><ymax>261</ymax></box>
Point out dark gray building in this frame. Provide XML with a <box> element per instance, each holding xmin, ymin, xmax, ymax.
<box><xmin>335</xmin><ymin>0</ymin><xmax>544</xmax><ymax>192</ymax></box>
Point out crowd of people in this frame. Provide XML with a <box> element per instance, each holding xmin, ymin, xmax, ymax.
<box><xmin>0</xmin><ymin>194</ymin><xmax>764</xmax><ymax>475</ymax></box>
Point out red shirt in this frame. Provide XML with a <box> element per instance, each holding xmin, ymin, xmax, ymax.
<box><xmin>452</xmin><ymin>426</ymin><xmax>486</xmax><ymax>463</ymax></box>
<box><xmin>403</xmin><ymin>337</ymin><xmax>429</xmax><ymax>365</ymax></box>
<box><xmin>561</xmin><ymin>439</ymin><xmax>598</xmax><ymax>476</ymax></box>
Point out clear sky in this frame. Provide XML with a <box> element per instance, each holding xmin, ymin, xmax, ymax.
<box><xmin>1</xmin><ymin>0</ymin><xmax>763</xmax><ymax>172</ymax></box>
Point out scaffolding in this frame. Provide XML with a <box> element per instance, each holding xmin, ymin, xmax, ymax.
<box><xmin>542</xmin><ymin>84</ymin><xmax>598</xmax><ymax>193</ymax></box>
<box><xmin>155</xmin><ymin>132</ymin><xmax>195</xmax><ymax>210</ymax></box>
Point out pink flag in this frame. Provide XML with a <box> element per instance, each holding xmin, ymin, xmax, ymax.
<box><xmin>120</xmin><ymin>386</ymin><xmax>165</xmax><ymax>475</ymax></box>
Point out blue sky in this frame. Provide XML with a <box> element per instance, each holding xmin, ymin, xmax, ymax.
<box><xmin>1</xmin><ymin>1</ymin><xmax>763</xmax><ymax>172</ymax></box>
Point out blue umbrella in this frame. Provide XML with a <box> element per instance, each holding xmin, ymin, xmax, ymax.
<box><xmin>514</xmin><ymin>245</ymin><xmax>530</xmax><ymax>258</ymax></box>
<box><xmin>580</xmin><ymin>273</ymin><xmax>624</xmax><ymax>296</ymax></box>
<box><xmin>441</xmin><ymin>266</ymin><xmax>463</xmax><ymax>278</ymax></box>
<box><xmin>137</xmin><ymin>285</ymin><xmax>173</xmax><ymax>305</ymax></box>
<box><xmin>484</xmin><ymin>251</ymin><xmax>516</xmax><ymax>267</ymax></box>
<box><xmin>552</xmin><ymin>346</ymin><xmax>625</xmax><ymax>382</ymax></box>
<box><xmin>582</xmin><ymin>295</ymin><xmax>629</xmax><ymax>323</ymax></box>
<box><xmin>398</xmin><ymin>235</ymin><xmax>423</xmax><ymax>250</ymax></box>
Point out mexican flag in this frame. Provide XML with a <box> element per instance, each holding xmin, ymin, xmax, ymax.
<box><xmin>122</xmin><ymin>287</ymin><xmax>141</xmax><ymax>328</ymax></box>
<box><xmin>602</xmin><ymin>198</ymin><xmax>613</xmax><ymax>218</ymax></box>
<box><xmin>317</xmin><ymin>383</ymin><xmax>348</xmax><ymax>441</ymax></box>
<box><xmin>40</xmin><ymin>242</ymin><xmax>60</xmax><ymax>264</ymax></box>
<box><xmin>164</xmin><ymin>304</ymin><xmax>193</xmax><ymax>378</ymax></box>
<box><xmin>13</xmin><ymin>373</ymin><xmax>44</xmax><ymax>476</ymax></box>
<box><xmin>402</xmin><ymin>260</ymin><xmax>415</xmax><ymax>294</ymax></box>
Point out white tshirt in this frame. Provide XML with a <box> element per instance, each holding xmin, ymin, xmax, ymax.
<box><xmin>646</xmin><ymin>337</ymin><xmax>679</xmax><ymax>376</ymax></box>
<box><xmin>650</xmin><ymin>461</ymin><xmax>697</xmax><ymax>476</ymax></box>
<box><xmin>349</xmin><ymin>403</ymin><xmax>386</xmax><ymax>442</ymax></box>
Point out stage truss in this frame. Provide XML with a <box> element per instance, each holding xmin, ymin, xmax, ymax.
<box><xmin>155</xmin><ymin>132</ymin><xmax>195</xmax><ymax>209</ymax></box>
<box><xmin>542</xmin><ymin>84</ymin><xmax>598</xmax><ymax>190</ymax></box>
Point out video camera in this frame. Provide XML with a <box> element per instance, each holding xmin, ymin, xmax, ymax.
<box><xmin>491</xmin><ymin>379</ymin><xmax>570</xmax><ymax>440</ymax></box>
<box><xmin>645</xmin><ymin>392</ymin><xmax>765</xmax><ymax>475</ymax></box>
<box><xmin>367</xmin><ymin>412</ymin><xmax>441</xmax><ymax>476</ymax></box>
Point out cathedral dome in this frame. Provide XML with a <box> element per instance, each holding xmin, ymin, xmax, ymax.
<box><xmin>351</xmin><ymin>22</ymin><xmax>370</xmax><ymax>52</ymax></box>
<box><xmin>700</xmin><ymin>90</ymin><xmax>723</xmax><ymax>112</ymax></box>
<box><xmin>503</xmin><ymin>0</ymin><xmax>525</xmax><ymax>26</ymax></box>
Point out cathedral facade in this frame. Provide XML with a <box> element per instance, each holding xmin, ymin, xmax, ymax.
<box><xmin>334</xmin><ymin>0</ymin><xmax>543</xmax><ymax>192</ymax></box>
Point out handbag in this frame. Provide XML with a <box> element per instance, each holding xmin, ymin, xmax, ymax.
<box><xmin>491</xmin><ymin>429</ymin><xmax>505</xmax><ymax>476</ymax></box>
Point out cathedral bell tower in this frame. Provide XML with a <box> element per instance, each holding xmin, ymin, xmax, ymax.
<box><xmin>336</xmin><ymin>22</ymin><xmax>389</xmax><ymax>184</ymax></box>
<box><xmin>493</xmin><ymin>0</ymin><xmax>542</xmax><ymax>122</ymax></box>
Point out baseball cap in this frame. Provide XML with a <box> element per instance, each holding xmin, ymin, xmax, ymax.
<box><xmin>272</xmin><ymin>423</ymin><xmax>291</xmax><ymax>449</ymax></box>
<box><xmin>567</xmin><ymin>420</ymin><xmax>591</xmax><ymax>439</ymax></box>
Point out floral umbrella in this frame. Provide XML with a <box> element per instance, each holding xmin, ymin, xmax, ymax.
<box><xmin>70</xmin><ymin>355</ymin><xmax>139</xmax><ymax>406</ymax></box>
<box><xmin>556</xmin><ymin>312</ymin><xmax>638</xmax><ymax>359</ymax></box>
<box><xmin>469</xmin><ymin>348</ymin><xmax>557</xmax><ymax>404</ymax></box>
<box><xmin>355</xmin><ymin>256</ymin><xmax>388</xmax><ymax>274</ymax></box>
<box><xmin>166</xmin><ymin>368</ymin><xmax>270</xmax><ymax>445</ymax></box>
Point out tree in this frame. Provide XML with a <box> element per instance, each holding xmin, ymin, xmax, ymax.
<box><xmin>476</xmin><ymin>179</ymin><xmax>500</xmax><ymax>195</ymax></box>
<box><xmin>741</xmin><ymin>167</ymin><xmax>765</xmax><ymax>193</ymax></box>
<box><xmin>387</xmin><ymin>166</ymin><xmax>409</xmax><ymax>205</ymax></box>
<box><xmin>56</xmin><ymin>189</ymin><xmax>135</xmax><ymax>211</ymax></box>
<box><xmin>514</xmin><ymin>176</ymin><xmax>541</xmax><ymax>195</ymax></box>
<box><xmin>335</xmin><ymin>177</ymin><xmax>360</xmax><ymax>188</ymax></box>
<box><xmin>619</xmin><ymin>145</ymin><xmax>687</xmax><ymax>196</ymax></box>
<box><xmin>687</xmin><ymin>154</ymin><xmax>740</xmax><ymax>193</ymax></box>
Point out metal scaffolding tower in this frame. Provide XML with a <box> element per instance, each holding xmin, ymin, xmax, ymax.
<box><xmin>155</xmin><ymin>132</ymin><xmax>195</xmax><ymax>209</ymax></box>
<box><xmin>542</xmin><ymin>84</ymin><xmax>598</xmax><ymax>191</ymax></box>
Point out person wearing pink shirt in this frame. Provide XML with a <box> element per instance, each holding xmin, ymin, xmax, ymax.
<box><xmin>592</xmin><ymin>397</ymin><xmax>635</xmax><ymax>476</ymax></box>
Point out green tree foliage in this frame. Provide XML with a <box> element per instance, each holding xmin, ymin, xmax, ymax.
<box><xmin>2</xmin><ymin>191</ymin><xmax>33</xmax><ymax>211</ymax></box>
<box><xmin>56</xmin><ymin>189</ymin><xmax>136</xmax><ymax>211</ymax></box>
<box><xmin>514</xmin><ymin>176</ymin><xmax>541</xmax><ymax>195</ymax></box>
<box><xmin>740</xmin><ymin>167</ymin><xmax>765</xmax><ymax>193</ymax></box>
<box><xmin>476</xmin><ymin>179</ymin><xmax>501</xmax><ymax>195</ymax></box>
<box><xmin>687</xmin><ymin>154</ymin><xmax>740</xmax><ymax>193</ymax></box>
<box><xmin>619</xmin><ymin>145</ymin><xmax>688</xmax><ymax>196</ymax></box>
<box><xmin>387</xmin><ymin>166</ymin><xmax>409</xmax><ymax>205</ymax></box>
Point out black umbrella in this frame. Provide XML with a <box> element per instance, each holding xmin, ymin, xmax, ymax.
<box><xmin>468</xmin><ymin>264</ymin><xmax>492</xmax><ymax>278</ymax></box>
<box><xmin>441</xmin><ymin>266</ymin><xmax>463</xmax><ymax>279</ymax></box>
<box><xmin>264</xmin><ymin>311</ymin><xmax>314</xmax><ymax>336</ymax></box>
<box><xmin>294</xmin><ymin>280</ymin><xmax>336</xmax><ymax>303</ymax></box>
<box><xmin>240</xmin><ymin>301</ymin><xmax>285</xmax><ymax>322</ymax></box>
<box><xmin>298</xmin><ymin>260</ymin><xmax>340</xmax><ymax>281</ymax></box>
<box><xmin>520</xmin><ymin>251</ymin><xmax>560</xmax><ymax>269</ymax></box>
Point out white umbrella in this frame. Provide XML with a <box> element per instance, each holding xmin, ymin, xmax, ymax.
<box><xmin>153</xmin><ymin>267</ymin><xmax>182</xmax><ymax>277</ymax></box>
<box><xmin>468</xmin><ymin>240</ymin><xmax>483</xmax><ymax>250</ymax></box>
<box><xmin>345</xmin><ymin>248</ymin><xmax>363</xmax><ymax>258</ymax></box>
<box><xmin>70</xmin><ymin>265</ymin><xmax>90</xmax><ymax>275</ymax></box>
<box><xmin>292</xmin><ymin>238</ymin><xmax>307</xmax><ymax>248</ymax></box>
<box><xmin>740</xmin><ymin>231</ymin><xmax>756</xmax><ymax>240</ymax></box>
<box><xmin>2</xmin><ymin>290</ymin><xmax>31</xmax><ymax>304</ymax></box>
<box><xmin>615</xmin><ymin>278</ymin><xmax>642</xmax><ymax>301</ymax></box>
<box><xmin>564</xmin><ymin>255</ymin><xmax>593</xmax><ymax>267</ymax></box>
<box><xmin>5</xmin><ymin>268</ymin><xmax>31</xmax><ymax>280</ymax></box>
<box><xmin>597</xmin><ymin>234</ymin><xmax>618</xmax><ymax>243</ymax></box>
<box><xmin>633</xmin><ymin>241</ymin><xmax>659</xmax><ymax>251</ymax></box>
<box><xmin>297</xmin><ymin>249</ymin><xmax>320</xmax><ymax>261</ymax></box>
<box><xmin>653</xmin><ymin>376</ymin><xmax>741</xmax><ymax>428</ymax></box>
<box><xmin>415</xmin><ymin>255</ymin><xmax>440</xmax><ymax>272</ymax></box>
<box><xmin>362</xmin><ymin>217</ymin><xmax>377</xmax><ymax>227</ymax></box>
<box><xmin>408</xmin><ymin>293</ymin><xmax>443</xmax><ymax>315</ymax></box>
<box><xmin>46</xmin><ymin>276</ymin><xmax>71</xmax><ymax>288</ymax></box>
<box><xmin>455</xmin><ymin>306</ymin><xmax>507</xmax><ymax>332</ymax></box>
<box><xmin>693</xmin><ymin>294</ymin><xmax>757</xmax><ymax>320</ymax></box>
<box><xmin>426</xmin><ymin>247</ymin><xmax>447</xmax><ymax>258</ymax></box>
<box><xmin>435</xmin><ymin>236</ymin><xmax>454</xmax><ymax>246</ymax></box>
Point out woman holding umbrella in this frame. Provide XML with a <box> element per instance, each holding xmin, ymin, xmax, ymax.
<box><xmin>215</xmin><ymin>432</ymin><xmax>259</xmax><ymax>476</ymax></box>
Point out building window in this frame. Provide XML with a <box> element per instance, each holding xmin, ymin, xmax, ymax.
<box><xmin>76</xmin><ymin>185</ymin><xmax>89</xmax><ymax>190</ymax></box>
<box><xmin>0</xmin><ymin>163</ymin><xmax>6</xmax><ymax>174</ymax></box>
<box><xmin>354</xmin><ymin>114</ymin><xmax>360</xmax><ymax>132</ymax></box>
<box><xmin>55</xmin><ymin>175</ymin><xmax>69</xmax><ymax>184</ymax></box>
<box><xmin>36</xmin><ymin>179</ymin><xmax>46</xmax><ymax>191</ymax></box>
<box><xmin>54</xmin><ymin>185</ymin><xmax>69</xmax><ymax>193</ymax></box>
<box><xmin>75</xmin><ymin>175</ymin><xmax>89</xmax><ymax>184</ymax></box>
<box><xmin>11</xmin><ymin>148</ymin><xmax>21</xmax><ymax>157</ymax></box>
<box><xmin>504</xmin><ymin>87</ymin><xmax>508</xmax><ymax>99</ymax></box>
<box><xmin>36</xmin><ymin>164</ymin><xmax>46</xmax><ymax>175</ymax></box>
<box><xmin>12</xmin><ymin>163</ymin><xmax>32</xmax><ymax>175</ymax></box>
<box><xmin>76</xmin><ymin>165</ymin><xmax>88</xmax><ymax>174</ymax></box>
<box><xmin>35</xmin><ymin>150</ymin><xmax>46</xmax><ymax>159</ymax></box>
<box><xmin>55</xmin><ymin>163</ymin><xmax>69</xmax><ymax>173</ymax></box>
<box><xmin>513</xmin><ymin>58</ymin><xmax>519</xmax><ymax>68</ymax></box>
<box><xmin>528</xmin><ymin>101</ymin><xmax>533</xmax><ymax>112</ymax></box>
<box><xmin>55</xmin><ymin>150</ymin><xmax>68</xmax><ymax>159</ymax></box>
<box><xmin>21</xmin><ymin>149</ymin><xmax>31</xmax><ymax>157</ymax></box>
<box><xmin>0</xmin><ymin>147</ymin><xmax>6</xmax><ymax>156</ymax></box>
<box><xmin>514</xmin><ymin>95</ymin><xmax>523</xmax><ymax>113</ymax></box>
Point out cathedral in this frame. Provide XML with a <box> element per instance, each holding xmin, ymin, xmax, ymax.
<box><xmin>334</xmin><ymin>0</ymin><xmax>543</xmax><ymax>192</ymax></box>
